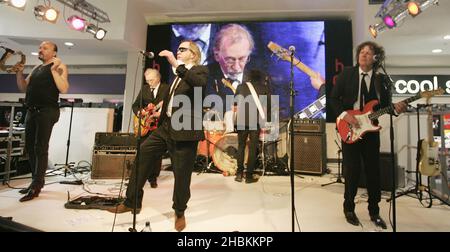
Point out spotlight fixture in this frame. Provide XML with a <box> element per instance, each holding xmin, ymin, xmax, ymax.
<box><xmin>34</xmin><ymin>5</ymin><xmax>60</xmax><ymax>23</ymax></box>
<box><xmin>407</xmin><ymin>1</ymin><xmax>421</xmax><ymax>16</ymax></box>
<box><xmin>85</xmin><ymin>23</ymin><xmax>107</xmax><ymax>40</ymax></box>
<box><xmin>369</xmin><ymin>0</ymin><xmax>439</xmax><ymax>38</ymax></box>
<box><xmin>67</xmin><ymin>15</ymin><xmax>86</xmax><ymax>31</ymax></box>
<box><xmin>369</xmin><ymin>23</ymin><xmax>387</xmax><ymax>38</ymax></box>
<box><xmin>0</xmin><ymin>0</ymin><xmax>27</xmax><ymax>10</ymax></box>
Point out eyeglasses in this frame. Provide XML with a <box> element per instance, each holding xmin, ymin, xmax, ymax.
<box><xmin>177</xmin><ymin>47</ymin><xmax>191</xmax><ymax>53</ymax></box>
<box><xmin>222</xmin><ymin>55</ymin><xmax>250</xmax><ymax>66</ymax></box>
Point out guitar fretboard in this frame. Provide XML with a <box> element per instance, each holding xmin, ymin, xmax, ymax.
<box><xmin>368</xmin><ymin>93</ymin><xmax>421</xmax><ymax>120</ymax></box>
<box><xmin>296</xmin><ymin>95</ymin><xmax>326</xmax><ymax>119</ymax></box>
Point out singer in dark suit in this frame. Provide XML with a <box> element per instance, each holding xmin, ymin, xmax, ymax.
<box><xmin>329</xmin><ymin>41</ymin><xmax>406</xmax><ymax>229</ymax></box>
<box><xmin>109</xmin><ymin>40</ymin><xmax>208</xmax><ymax>232</ymax></box>
<box><xmin>132</xmin><ymin>68</ymin><xmax>169</xmax><ymax>188</ymax></box>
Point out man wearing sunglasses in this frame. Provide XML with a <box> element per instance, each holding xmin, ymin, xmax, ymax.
<box><xmin>108</xmin><ymin>41</ymin><xmax>208</xmax><ymax>232</ymax></box>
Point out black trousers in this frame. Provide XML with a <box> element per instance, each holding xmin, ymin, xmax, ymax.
<box><xmin>138</xmin><ymin>132</ymin><xmax>162</xmax><ymax>182</ymax></box>
<box><xmin>237</xmin><ymin>129</ymin><xmax>260</xmax><ymax>177</ymax></box>
<box><xmin>342</xmin><ymin>132</ymin><xmax>381</xmax><ymax>216</ymax></box>
<box><xmin>125</xmin><ymin>121</ymin><xmax>198</xmax><ymax>216</ymax></box>
<box><xmin>24</xmin><ymin>107</ymin><xmax>60</xmax><ymax>190</ymax></box>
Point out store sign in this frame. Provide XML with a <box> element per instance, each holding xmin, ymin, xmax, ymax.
<box><xmin>391</xmin><ymin>75</ymin><xmax>450</xmax><ymax>96</ymax></box>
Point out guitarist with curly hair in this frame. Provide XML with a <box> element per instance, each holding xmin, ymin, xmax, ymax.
<box><xmin>329</xmin><ymin>41</ymin><xmax>407</xmax><ymax>229</ymax></box>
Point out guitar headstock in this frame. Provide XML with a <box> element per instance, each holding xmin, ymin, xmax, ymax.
<box><xmin>267</xmin><ymin>41</ymin><xmax>291</xmax><ymax>62</ymax></box>
<box><xmin>420</xmin><ymin>87</ymin><xmax>444</xmax><ymax>99</ymax></box>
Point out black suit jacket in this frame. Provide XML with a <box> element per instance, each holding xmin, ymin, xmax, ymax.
<box><xmin>329</xmin><ymin>66</ymin><xmax>390</xmax><ymax>117</ymax></box>
<box><xmin>159</xmin><ymin>65</ymin><xmax>208</xmax><ymax>141</ymax></box>
<box><xmin>205</xmin><ymin>62</ymin><xmax>251</xmax><ymax>97</ymax></box>
<box><xmin>235</xmin><ymin>81</ymin><xmax>270</xmax><ymax>129</ymax></box>
<box><xmin>132</xmin><ymin>83</ymin><xmax>169</xmax><ymax>115</ymax></box>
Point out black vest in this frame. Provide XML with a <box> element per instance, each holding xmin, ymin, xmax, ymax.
<box><xmin>26</xmin><ymin>64</ymin><xmax>60</xmax><ymax>108</ymax></box>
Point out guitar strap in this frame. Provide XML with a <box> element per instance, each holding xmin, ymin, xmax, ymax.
<box><xmin>246</xmin><ymin>82</ymin><xmax>266</xmax><ymax>120</ymax></box>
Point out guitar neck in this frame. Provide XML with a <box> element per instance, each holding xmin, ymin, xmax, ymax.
<box><xmin>291</xmin><ymin>58</ymin><xmax>317</xmax><ymax>79</ymax></box>
<box><xmin>368</xmin><ymin>94</ymin><xmax>421</xmax><ymax>120</ymax></box>
<box><xmin>427</xmin><ymin>106</ymin><xmax>434</xmax><ymax>144</ymax></box>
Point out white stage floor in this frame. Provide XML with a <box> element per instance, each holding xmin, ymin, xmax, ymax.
<box><xmin>1</xmin><ymin>169</ymin><xmax>449</xmax><ymax>232</ymax></box>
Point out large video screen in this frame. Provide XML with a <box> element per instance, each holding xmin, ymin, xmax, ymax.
<box><xmin>147</xmin><ymin>20</ymin><xmax>353</xmax><ymax>122</ymax></box>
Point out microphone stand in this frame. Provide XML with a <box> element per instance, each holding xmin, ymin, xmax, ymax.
<box><xmin>321</xmin><ymin>139</ymin><xmax>344</xmax><ymax>186</ymax></box>
<box><xmin>379</xmin><ymin>62</ymin><xmax>397</xmax><ymax>232</ymax></box>
<box><xmin>129</xmin><ymin>54</ymin><xmax>147</xmax><ymax>232</ymax></box>
<box><xmin>289</xmin><ymin>49</ymin><xmax>296</xmax><ymax>232</ymax></box>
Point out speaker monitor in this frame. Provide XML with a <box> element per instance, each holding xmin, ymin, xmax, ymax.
<box><xmin>358</xmin><ymin>153</ymin><xmax>405</xmax><ymax>191</ymax></box>
<box><xmin>91</xmin><ymin>150</ymin><xmax>135</xmax><ymax>179</ymax></box>
<box><xmin>293</xmin><ymin>132</ymin><xmax>326</xmax><ymax>175</ymax></box>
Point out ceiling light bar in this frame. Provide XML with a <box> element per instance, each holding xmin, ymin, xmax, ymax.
<box><xmin>369</xmin><ymin>0</ymin><xmax>439</xmax><ymax>38</ymax></box>
<box><xmin>54</xmin><ymin>0</ymin><xmax>110</xmax><ymax>23</ymax></box>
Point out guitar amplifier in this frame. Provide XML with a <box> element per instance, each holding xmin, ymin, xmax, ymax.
<box><xmin>91</xmin><ymin>148</ymin><xmax>136</xmax><ymax>179</ymax></box>
<box><xmin>293</xmin><ymin>119</ymin><xmax>325</xmax><ymax>133</ymax></box>
<box><xmin>94</xmin><ymin>132</ymin><xmax>137</xmax><ymax>147</ymax></box>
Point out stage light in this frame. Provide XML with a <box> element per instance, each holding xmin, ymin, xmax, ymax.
<box><xmin>85</xmin><ymin>23</ymin><xmax>107</xmax><ymax>40</ymax></box>
<box><xmin>34</xmin><ymin>5</ymin><xmax>60</xmax><ymax>23</ymax></box>
<box><xmin>383</xmin><ymin>15</ymin><xmax>396</xmax><ymax>28</ymax></box>
<box><xmin>67</xmin><ymin>15</ymin><xmax>86</xmax><ymax>31</ymax></box>
<box><xmin>369</xmin><ymin>0</ymin><xmax>439</xmax><ymax>38</ymax></box>
<box><xmin>0</xmin><ymin>0</ymin><xmax>27</xmax><ymax>10</ymax></box>
<box><xmin>369</xmin><ymin>23</ymin><xmax>387</xmax><ymax>38</ymax></box>
<box><xmin>407</xmin><ymin>1</ymin><xmax>421</xmax><ymax>16</ymax></box>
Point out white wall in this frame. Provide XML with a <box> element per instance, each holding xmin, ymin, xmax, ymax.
<box><xmin>48</xmin><ymin>107</ymin><xmax>114</xmax><ymax>166</ymax></box>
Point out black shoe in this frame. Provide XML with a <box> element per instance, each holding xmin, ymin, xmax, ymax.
<box><xmin>344</xmin><ymin>211</ymin><xmax>360</xmax><ymax>226</ymax></box>
<box><xmin>19</xmin><ymin>186</ymin><xmax>31</xmax><ymax>194</ymax></box>
<box><xmin>149</xmin><ymin>179</ymin><xmax>158</xmax><ymax>188</ymax></box>
<box><xmin>235</xmin><ymin>173</ymin><xmax>243</xmax><ymax>182</ymax></box>
<box><xmin>370</xmin><ymin>215</ymin><xmax>387</xmax><ymax>229</ymax></box>
<box><xmin>245</xmin><ymin>177</ymin><xmax>259</xmax><ymax>184</ymax></box>
<box><xmin>19</xmin><ymin>188</ymin><xmax>40</xmax><ymax>202</ymax></box>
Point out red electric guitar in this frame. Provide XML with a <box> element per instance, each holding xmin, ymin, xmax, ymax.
<box><xmin>133</xmin><ymin>101</ymin><xmax>163</xmax><ymax>137</ymax></box>
<box><xmin>337</xmin><ymin>88</ymin><xmax>444</xmax><ymax>144</ymax></box>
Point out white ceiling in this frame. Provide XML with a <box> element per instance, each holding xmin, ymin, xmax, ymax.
<box><xmin>1</xmin><ymin>0</ymin><xmax>449</xmax><ymax>68</ymax></box>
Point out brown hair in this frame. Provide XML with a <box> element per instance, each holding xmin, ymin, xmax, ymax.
<box><xmin>355</xmin><ymin>41</ymin><xmax>385</xmax><ymax>70</ymax></box>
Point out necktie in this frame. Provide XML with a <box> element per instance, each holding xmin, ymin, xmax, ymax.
<box><xmin>359</xmin><ymin>73</ymin><xmax>368</xmax><ymax>111</ymax></box>
<box><xmin>167</xmin><ymin>77</ymin><xmax>181</xmax><ymax>117</ymax></box>
<box><xmin>149</xmin><ymin>88</ymin><xmax>155</xmax><ymax>100</ymax></box>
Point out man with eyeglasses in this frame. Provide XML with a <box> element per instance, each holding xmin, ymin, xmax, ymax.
<box><xmin>108</xmin><ymin>41</ymin><xmax>208</xmax><ymax>232</ymax></box>
<box><xmin>206</xmin><ymin>24</ymin><xmax>257</xmax><ymax>116</ymax></box>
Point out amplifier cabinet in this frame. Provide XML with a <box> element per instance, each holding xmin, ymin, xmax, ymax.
<box><xmin>293</xmin><ymin>132</ymin><xmax>326</xmax><ymax>175</ymax></box>
<box><xmin>91</xmin><ymin>149</ymin><xmax>135</xmax><ymax>179</ymax></box>
<box><xmin>94</xmin><ymin>132</ymin><xmax>137</xmax><ymax>147</ymax></box>
<box><xmin>293</xmin><ymin>119</ymin><xmax>325</xmax><ymax>133</ymax></box>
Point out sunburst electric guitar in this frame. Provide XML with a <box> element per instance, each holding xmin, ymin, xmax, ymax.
<box><xmin>267</xmin><ymin>41</ymin><xmax>325</xmax><ymax>119</ymax></box>
<box><xmin>337</xmin><ymin>88</ymin><xmax>444</xmax><ymax>144</ymax></box>
<box><xmin>133</xmin><ymin>101</ymin><xmax>163</xmax><ymax>137</ymax></box>
<box><xmin>418</xmin><ymin>100</ymin><xmax>441</xmax><ymax>177</ymax></box>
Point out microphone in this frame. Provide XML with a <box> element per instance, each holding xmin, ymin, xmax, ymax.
<box><xmin>140</xmin><ymin>51</ymin><xmax>155</xmax><ymax>59</ymax></box>
<box><xmin>288</xmin><ymin>45</ymin><xmax>295</xmax><ymax>55</ymax></box>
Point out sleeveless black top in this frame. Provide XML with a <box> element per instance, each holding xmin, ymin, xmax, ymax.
<box><xmin>26</xmin><ymin>63</ymin><xmax>60</xmax><ymax>108</ymax></box>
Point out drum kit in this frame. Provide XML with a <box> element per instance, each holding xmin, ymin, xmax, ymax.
<box><xmin>197</xmin><ymin>109</ymin><xmax>288</xmax><ymax>176</ymax></box>
<box><xmin>0</xmin><ymin>45</ymin><xmax>26</xmax><ymax>73</ymax></box>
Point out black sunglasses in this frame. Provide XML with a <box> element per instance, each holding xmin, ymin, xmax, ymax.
<box><xmin>177</xmin><ymin>47</ymin><xmax>190</xmax><ymax>53</ymax></box>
